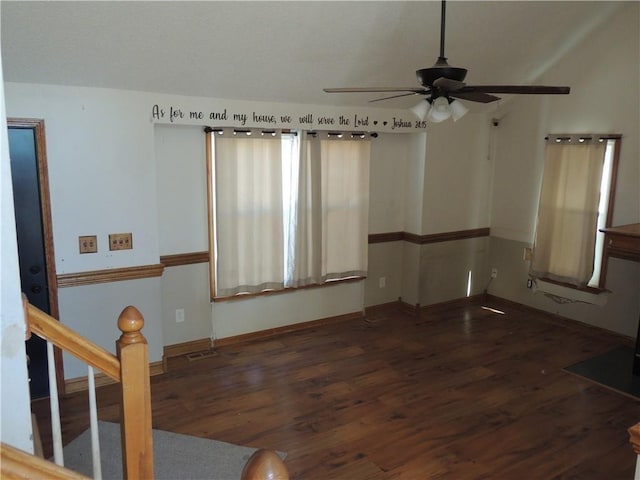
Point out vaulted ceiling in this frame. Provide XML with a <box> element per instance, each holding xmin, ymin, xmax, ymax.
<box><xmin>1</xmin><ymin>1</ymin><xmax>625</xmax><ymax>110</ymax></box>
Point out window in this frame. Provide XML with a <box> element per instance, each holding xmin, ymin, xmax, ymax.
<box><xmin>206</xmin><ymin>129</ymin><xmax>370</xmax><ymax>299</ymax></box>
<box><xmin>530</xmin><ymin>134</ymin><xmax>621</xmax><ymax>289</ymax></box>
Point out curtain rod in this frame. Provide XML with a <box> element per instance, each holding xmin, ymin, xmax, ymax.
<box><xmin>204</xmin><ymin>127</ymin><xmax>378</xmax><ymax>138</ymax></box>
<box><xmin>545</xmin><ymin>133</ymin><xmax>622</xmax><ymax>143</ymax></box>
<box><xmin>309</xmin><ymin>131</ymin><xmax>378</xmax><ymax>138</ymax></box>
<box><xmin>204</xmin><ymin>127</ymin><xmax>296</xmax><ymax>135</ymax></box>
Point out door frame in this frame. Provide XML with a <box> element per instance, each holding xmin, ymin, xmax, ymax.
<box><xmin>9</xmin><ymin>117</ymin><xmax>65</xmax><ymax>394</ymax></box>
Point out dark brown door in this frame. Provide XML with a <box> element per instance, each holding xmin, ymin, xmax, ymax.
<box><xmin>8</xmin><ymin>120</ymin><xmax>59</xmax><ymax>398</ymax></box>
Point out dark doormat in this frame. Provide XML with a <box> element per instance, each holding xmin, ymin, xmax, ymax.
<box><xmin>563</xmin><ymin>346</ymin><xmax>640</xmax><ymax>399</ymax></box>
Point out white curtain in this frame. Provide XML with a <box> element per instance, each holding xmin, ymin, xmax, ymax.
<box><xmin>531</xmin><ymin>141</ymin><xmax>606</xmax><ymax>286</ymax></box>
<box><xmin>214</xmin><ymin>135</ymin><xmax>284</xmax><ymax>296</ymax></box>
<box><xmin>319</xmin><ymin>138</ymin><xmax>370</xmax><ymax>281</ymax></box>
<box><xmin>212</xmin><ymin>131</ymin><xmax>370</xmax><ymax>297</ymax></box>
<box><xmin>286</xmin><ymin>132</ymin><xmax>323</xmax><ymax>287</ymax></box>
<box><xmin>286</xmin><ymin>134</ymin><xmax>370</xmax><ymax>287</ymax></box>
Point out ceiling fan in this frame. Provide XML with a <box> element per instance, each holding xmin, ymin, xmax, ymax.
<box><xmin>323</xmin><ymin>0</ymin><xmax>570</xmax><ymax>122</ymax></box>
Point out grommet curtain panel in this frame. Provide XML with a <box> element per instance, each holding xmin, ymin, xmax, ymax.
<box><xmin>211</xmin><ymin>130</ymin><xmax>370</xmax><ymax>297</ymax></box>
<box><xmin>530</xmin><ymin>141</ymin><xmax>606</xmax><ymax>286</ymax></box>
<box><xmin>214</xmin><ymin>135</ymin><xmax>285</xmax><ymax>296</ymax></box>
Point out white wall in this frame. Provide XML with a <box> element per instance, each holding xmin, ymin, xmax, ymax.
<box><xmin>5</xmin><ymin>82</ymin><xmax>425</xmax><ymax>366</ymax></box>
<box><xmin>492</xmin><ymin>2</ymin><xmax>639</xmax><ymax>244</ymax></box>
<box><xmin>5</xmin><ymin>84</ymin><xmax>161</xmax><ymax>274</ymax></box>
<box><xmin>403</xmin><ymin>133</ymin><xmax>427</xmax><ymax>235</ymax></box>
<box><xmin>153</xmin><ymin>124</ymin><xmax>371</xmax><ymax>342</ymax></box>
<box><xmin>4</xmin><ymin>84</ymin><xmax>166</xmax><ymax>376</ymax></box>
<box><xmin>368</xmin><ymin>133</ymin><xmax>409</xmax><ymax>234</ymax></box>
<box><xmin>213</xmin><ymin>281</ymin><xmax>365</xmax><ymax>339</ymax></box>
<box><xmin>416</xmin><ymin>114</ymin><xmax>494</xmax><ymax>306</ymax></box>
<box><xmin>58</xmin><ymin>279</ymin><xmax>163</xmax><ymax>378</ymax></box>
<box><xmin>423</xmin><ymin>114</ymin><xmax>492</xmax><ymax>234</ymax></box>
<box><xmin>154</xmin><ymin>125</ymin><xmax>413</xmax><ymax>341</ymax></box>
<box><xmin>155</xmin><ymin>124</ymin><xmax>208</xmax><ymax>255</ymax></box>
<box><xmin>154</xmin><ymin>125</ymin><xmax>211</xmax><ymax>345</ymax></box>
<box><xmin>367</xmin><ymin>132</ymin><xmax>412</xmax><ymax>307</ymax></box>
<box><xmin>489</xmin><ymin>95</ymin><xmax>547</xmax><ymax>242</ymax></box>
<box><xmin>488</xmin><ymin>2</ymin><xmax>640</xmax><ymax>336</ymax></box>
<box><xmin>0</xmin><ymin>55</ymin><xmax>33</xmax><ymax>452</ymax></box>
<box><xmin>399</xmin><ymin>133</ymin><xmax>427</xmax><ymax>306</ymax></box>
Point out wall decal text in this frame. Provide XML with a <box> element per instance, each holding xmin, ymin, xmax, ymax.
<box><xmin>151</xmin><ymin>103</ymin><xmax>426</xmax><ymax>133</ymax></box>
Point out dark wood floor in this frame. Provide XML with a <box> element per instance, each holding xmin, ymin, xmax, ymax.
<box><xmin>34</xmin><ymin>296</ymin><xmax>638</xmax><ymax>479</ymax></box>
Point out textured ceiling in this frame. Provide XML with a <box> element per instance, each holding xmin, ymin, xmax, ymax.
<box><xmin>0</xmin><ymin>1</ymin><xmax>624</xmax><ymax>109</ymax></box>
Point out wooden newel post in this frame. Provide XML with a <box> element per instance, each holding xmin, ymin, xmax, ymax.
<box><xmin>241</xmin><ymin>449</ymin><xmax>289</xmax><ymax>480</ymax></box>
<box><xmin>629</xmin><ymin>423</ymin><xmax>640</xmax><ymax>480</ymax></box>
<box><xmin>630</xmin><ymin>423</ymin><xmax>640</xmax><ymax>455</ymax></box>
<box><xmin>117</xmin><ymin>306</ymin><xmax>154</xmax><ymax>480</ymax></box>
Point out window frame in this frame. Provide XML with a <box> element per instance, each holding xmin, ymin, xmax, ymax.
<box><xmin>205</xmin><ymin>128</ymin><xmax>370</xmax><ymax>301</ymax></box>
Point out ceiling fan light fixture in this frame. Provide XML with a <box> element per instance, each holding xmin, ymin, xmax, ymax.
<box><xmin>428</xmin><ymin>96</ymin><xmax>451</xmax><ymax>122</ymax></box>
<box><xmin>411</xmin><ymin>99</ymin><xmax>432</xmax><ymax>121</ymax></box>
<box><xmin>449</xmin><ymin>99</ymin><xmax>469</xmax><ymax>121</ymax></box>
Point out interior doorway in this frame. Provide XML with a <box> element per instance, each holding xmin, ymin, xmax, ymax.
<box><xmin>8</xmin><ymin>118</ymin><xmax>62</xmax><ymax>398</ymax></box>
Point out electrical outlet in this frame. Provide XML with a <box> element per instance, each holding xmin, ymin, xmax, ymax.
<box><xmin>379</xmin><ymin>276</ymin><xmax>386</xmax><ymax>288</ymax></box>
<box><xmin>79</xmin><ymin>235</ymin><xmax>97</xmax><ymax>254</ymax></box>
<box><xmin>491</xmin><ymin>268</ymin><xmax>498</xmax><ymax>279</ymax></box>
<box><xmin>175</xmin><ymin>309</ymin><xmax>185</xmax><ymax>323</ymax></box>
<box><xmin>109</xmin><ymin>232</ymin><xmax>133</xmax><ymax>251</ymax></box>
<box><xmin>523</xmin><ymin>247</ymin><xmax>532</xmax><ymax>261</ymax></box>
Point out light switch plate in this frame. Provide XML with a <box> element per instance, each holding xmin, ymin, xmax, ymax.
<box><xmin>109</xmin><ymin>233</ymin><xmax>133</xmax><ymax>251</ymax></box>
<box><xmin>79</xmin><ymin>235</ymin><xmax>98</xmax><ymax>254</ymax></box>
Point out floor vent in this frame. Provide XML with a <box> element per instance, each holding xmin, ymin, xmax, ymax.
<box><xmin>186</xmin><ymin>350</ymin><xmax>218</xmax><ymax>361</ymax></box>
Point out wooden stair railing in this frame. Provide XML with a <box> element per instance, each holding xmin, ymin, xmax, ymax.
<box><xmin>3</xmin><ymin>300</ymin><xmax>289</xmax><ymax>480</ymax></box>
<box><xmin>25</xmin><ymin>303</ymin><xmax>121</xmax><ymax>382</ymax></box>
<box><xmin>0</xmin><ymin>442</ymin><xmax>90</xmax><ymax>480</ymax></box>
<box><xmin>19</xmin><ymin>302</ymin><xmax>154</xmax><ymax>479</ymax></box>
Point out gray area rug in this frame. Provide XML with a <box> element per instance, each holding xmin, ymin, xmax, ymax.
<box><xmin>563</xmin><ymin>345</ymin><xmax>640</xmax><ymax>399</ymax></box>
<box><xmin>61</xmin><ymin>421</ymin><xmax>285</xmax><ymax>480</ymax></box>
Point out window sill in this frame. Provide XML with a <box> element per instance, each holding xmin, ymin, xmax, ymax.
<box><xmin>211</xmin><ymin>276</ymin><xmax>365</xmax><ymax>302</ymax></box>
<box><xmin>538</xmin><ymin>277</ymin><xmax>608</xmax><ymax>295</ymax></box>
<box><xmin>534</xmin><ymin>278</ymin><xmax>609</xmax><ymax>306</ymax></box>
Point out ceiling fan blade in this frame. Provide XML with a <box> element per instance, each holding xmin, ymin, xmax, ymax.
<box><xmin>433</xmin><ymin>77</ymin><xmax>466</xmax><ymax>91</ymax></box>
<box><xmin>369</xmin><ymin>92</ymin><xmax>427</xmax><ymax>103</ymax></box>
<box><xmin>323</xmin><ymin>0</ymin><xmax>571</xmax><ymax>112</ymax></box>
<box><xmin>462</xmin><ymin>85</ymin><xmax>570</xmax><ymax>95</ymax></box>
<box><xmin>450</xmin><ymin>91</ymin><xmax>501</xmax><ymax>103</ymax></box>
<box><xmin>324</xmin><ymin>87</ymin><xmax>426</xmax><ymax>94</ymax></box>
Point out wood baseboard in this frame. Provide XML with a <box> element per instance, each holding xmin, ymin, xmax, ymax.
<box><xmin>387</xmin><ymin>294</ymin><xmax>487</xmax><ymax>317</ymax></box>
<box><xmin>161</xmin><ymin>311</ymin><xmax>364</xmax><ymax>368</ymax></box>
<box><xmin>364</xmin><ymin>301</ymin><xmax>403</xmax><ymax>316</ymax></box>
<box><xmin>419</xmin><ymin>293</ymin><xmax>487</xmax><ymax>313</ymax></box>
<box><xmin>398</xmin><ymin>300</ymin><xmax>420</xmax><ymax>316</ymax></box>
<box><xmin>163</xmin><ymin>338</ymin><xmax>213</xmax><ymax>370</ymax></box>
<box><xmin>483</xmin><ymin>294</ymin><xmax>635</xmax><ymax>345</ymax></box>
<box><xmin>64</xmin><ymin>360</ymin><xmax>165</xmax><ymax>394</ymax></box>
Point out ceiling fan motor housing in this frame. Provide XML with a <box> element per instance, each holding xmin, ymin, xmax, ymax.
<box><xmin>416</xmin><ymin>58</ymin><xmax>467</xmax><ymax>88</ymax></box>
